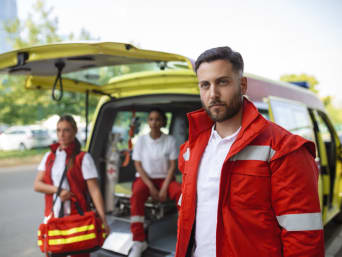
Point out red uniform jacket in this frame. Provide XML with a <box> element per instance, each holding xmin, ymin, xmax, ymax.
<box><xmin>43</xmin><ymin>142</ymin><xmax>88</xmax><ymax>217</ymax></box>
<box><xmin>176</xmin><ymin>99</ymin><xmax>324</xmax><ymax>257</ymax></box>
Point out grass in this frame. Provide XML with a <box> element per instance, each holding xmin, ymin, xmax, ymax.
<box><xmin>0</xmin><ymin>147</ymin><xmax>49</xmax><ymax>167</ymax></box>
<box><xmin>0</xmin><ymin>147</ymin><xmax>49</xmax><ymax>160</ymax></box>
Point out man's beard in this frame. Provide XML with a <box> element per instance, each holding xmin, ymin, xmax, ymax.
<box><xmin>203</xmin><ymin>89</ymin><xmax>243</xmax><ymax>122</ymax></box>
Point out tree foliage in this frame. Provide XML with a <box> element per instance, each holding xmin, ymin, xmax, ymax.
<box><xmin>280</xmin><ymin>73</ymin><xmax>342</xmax><ymax>129</ymax></box>
<box><xmin>322</xmin><ymin>96</ymin><xmax>342</xmax><ymax>126</ymax></box>
<box><xmin>280</xmin><ymin>73</ymin><xmax>319</xmax><ymax>94</ymax></box>
<box><xmin>0</xmin><ymin>0</ymin><xmax>98</xmax><ymax>125</ymax></box>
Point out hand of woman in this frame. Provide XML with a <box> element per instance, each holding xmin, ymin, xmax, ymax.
<box><xmin>148</xmin><ymin>185</ymin><xmax>160</xmax><ymax>201</ymax></box>
<box><xmin>103</xmin><ymin>220</ymin><xmax>110</xmax><ymax>236</ymax></box>
<box><xmin>86</xmin><ymin>179</ymin><xmax>110</xmax><ymax>237</ymax></box>
<box><xmin>158</xmin><ymin>186</ymin><xmax>168</xmax><ymax>202</ymax></box>
<box><xmin>59</xmin><ymin>189</ymin><xmax>74</xmax><ymax>202</ymax></box>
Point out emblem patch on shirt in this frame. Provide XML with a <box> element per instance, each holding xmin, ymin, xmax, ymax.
<box><xmin>178</xmin><ymin>194</ymin><xmax>182</xmax><ymax>206</ymax></box>
<box><xmin>183</xmin><ymin>147</ymin><xmax>190</xmax><ymax>161</ymax></box>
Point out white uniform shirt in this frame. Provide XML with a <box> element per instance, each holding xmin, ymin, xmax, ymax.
<box><xmin>194</xmin><ymin>126</ymin><xmax>240</xmax><ymax>257</ymax></box>
<box><xmin>38</xmin><ymin>149</ymin><xmax>98</xmax><ymax>218</ymax></box>
<box><xmin>132</xmin><ymin>133</ymin><xmax>178</xmax><ymax>178</ymax></box>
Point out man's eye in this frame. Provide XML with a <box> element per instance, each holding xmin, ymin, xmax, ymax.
<box><xmin>219</xmin><ymin>79</ymin><xmax>228</xmax><ymax>85</ymax></box>
<box><xmin>200</xmin><ymin>83</ymin><xmax>209</xmax><ymax>89</ymax></box>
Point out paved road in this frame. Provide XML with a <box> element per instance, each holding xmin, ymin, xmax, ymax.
<box><xmin>0</xmin><ymin>164</ymin><xmax>43</xmax><ymax>257</ymax></box>
<box><xmin>325</xmin><ymin>220</ymin><xmax>342</xmax><ymax>257</ymax></box>
<box><xmin>0</xmin><ymin>164</ymin><xmax>342</xmax><ymax>257</ymax></box>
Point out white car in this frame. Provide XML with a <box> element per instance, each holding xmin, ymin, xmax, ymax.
<box><xmin>47</xmin><ymin>128</ymin><xmax>57</xmax><ymax>144</ymax></box>
<box><xmin>0</xmin><ymin>125</ymin><xmax>51</xmax><ymax>151</ymax></box>
<box><xmin>0</xmin><ymin>124</ymin><xmax>8</xmax><ymax>134</ymax></box>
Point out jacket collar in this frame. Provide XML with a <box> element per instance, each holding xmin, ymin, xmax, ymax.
<box><xmin>228</xmin><ymin>98</ymin><xmax>268</xmax><ymax>158</ymax></box>
<box><xmin>187</xmin><ymin>108</ymin><xmax>214</xmax><ymax>145</ymax></box>
<box><xmin>187</xmin><ymin>97</ymin><xmax>268</xmax><ymax>153</ymax></box>
<box><xmin>50</xmin><ymin>141</ymin><xmax>76</xmax><ymax>158</ymax></box>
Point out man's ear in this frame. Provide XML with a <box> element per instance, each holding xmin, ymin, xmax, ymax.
<box><xmin>240</xmin><ymin>76</ymin><xmax>247</xmax><ymax>95</ymax></box>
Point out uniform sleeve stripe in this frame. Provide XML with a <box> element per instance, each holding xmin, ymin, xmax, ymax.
<box><xmin>178</xmin><ymin>194</ymin><xmax>182</xmax><ymax>206</ymax></box>
<box><xmin>131</xmin><ymin>216</ymin><xmax>144</xmax><ymax>223</ymax></box>
<box><xmin>231</xmin><ymin>145</ymin><xmax>276</xmax><ymax>162</ymax></box>
<box><xmin>276</xmin><ymin>213</ymin><xmax>323</xmax><ymax>231</ymax></box>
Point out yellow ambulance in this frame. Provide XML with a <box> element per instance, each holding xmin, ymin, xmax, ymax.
<box><xmin>0</xmin><ymin>42</ymin><xmax>341</xmax><ymax>257</ymax></box>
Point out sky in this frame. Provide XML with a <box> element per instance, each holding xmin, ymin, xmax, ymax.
<box><xmin>16</xmin><ymin>0</ymin><xmax>342</xmax><ymax>105</ymax></box>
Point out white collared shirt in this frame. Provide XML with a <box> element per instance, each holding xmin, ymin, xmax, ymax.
<box><xmin>132</xmin><ymin>133</ymin><xmax>178</xmax><ymax>178</ymax></box>
<box><xmin>38</xmin><ymin>149</ymin><xmax>98</xmax><ymax>217</ymax></box>
<box><xmin>194</xmin><ymin>126</ymin><xmax>240</xmax><ymax>257</ymax></box>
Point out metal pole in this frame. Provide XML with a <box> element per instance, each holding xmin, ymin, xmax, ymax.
<box><xmin>85</xmin><ymin>90</ymin><xmax>89</xmax><ymax>144</ymax></box>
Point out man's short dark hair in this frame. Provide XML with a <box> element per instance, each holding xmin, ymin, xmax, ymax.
<box><xmin>195</xmin><ymin>46</ymin><xmax>244</xmax><ymax>74</ymax></box>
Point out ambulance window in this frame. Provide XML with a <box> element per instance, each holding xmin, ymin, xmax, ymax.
<box><xmin>313</xmin><ymin>111</ymin><xmax>333</xmax><ymax>142</ymax></box>
<box><xmin>270</xmin><ymin>99</ymin><xmax>315</xmax><ymax>141</ymax></box>
<box><xmin>312</xmin><ymin>110</ymin><xmax>337</xmax><ymax>206</ymax></box>
<box><xmin>111</xmin><ymin>111</ymin><xmax>172</xmax><ymax>151</ymax></box>
<box><xmin>312</xmin><ymin>111</ymin><xmax>336</xmax><ymax>169</ymax></box>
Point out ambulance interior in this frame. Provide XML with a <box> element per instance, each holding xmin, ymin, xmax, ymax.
<box><xmin>88</xmin><ymin>95</ymin><xmax>201</xmax><ymax>254</ymax></box>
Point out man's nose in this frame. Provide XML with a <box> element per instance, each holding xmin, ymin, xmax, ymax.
<box><xmin>209</xmin><ymin>84</ymin><xmax>219</xmax><ymax>99</ymax></box>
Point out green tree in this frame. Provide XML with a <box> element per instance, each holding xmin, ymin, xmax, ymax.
<box><xmin>322</xmin><ymin>96</ymin><xmax>342</xmax><ymax>126</ymax></box>
<box><xmin>280</xmin><ymin>73</ymin><xmax>342</xmax><ymax>128</ymax></box>
<box><xmin>0</xmin><ymin>0</ymin><xmax>98</xmax><ymax>125</ymax></box>
<box><xmin>280</xmin><ymin>73</ymin><xmax>319</xmax><ymax>94</ymax></box>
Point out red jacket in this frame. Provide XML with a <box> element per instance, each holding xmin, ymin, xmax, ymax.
<box><xmin>176</xmin><ymin>99</ymin><xmax>324</xmax><ymax>257</ymax></box>
<box><xmin>43</xmin><ymin>142</ymin><xmax>88</xmax><ymax>217</ymax></box>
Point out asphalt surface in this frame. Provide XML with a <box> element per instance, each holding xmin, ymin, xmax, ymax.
<box><xmin>0</xmin><ymin>164</ymin><xmax>43</xmax><ymax>257</ymax></box>
<box><xmin>0</xmin><ymin>164</ymin><xmax>342</xmax><ymax>257</ymax></box>
<box><xmin>325</xmin><ymin>220</ymin><xmax>342</xmax><ymax>257</ymax></box>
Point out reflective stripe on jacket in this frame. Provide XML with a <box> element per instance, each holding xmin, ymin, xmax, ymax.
<box><xmin>176</xmin><ymin>98</ymin><xmax>324</xmax><ymax>257</ymax></box>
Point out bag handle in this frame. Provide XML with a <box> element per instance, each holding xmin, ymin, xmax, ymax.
<box><xmin>52</xmin><ymin>158</ymin><xmax>73</xmax><ymax>218</ymax></box>
<box><xmin>57</xmin><ymin>197</ymin><xmax>85</xmax><ymax>218</ymax></box>
<box><xmin>70</xmin><ymin>196</ymin><xmax>85</xmax><ymax>216</ymax></box>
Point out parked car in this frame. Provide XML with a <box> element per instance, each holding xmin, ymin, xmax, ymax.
<box><xmin>0</xmin><ymin>125</ymin><xmax>51</xmax><ymax>151</ymax></box>
<box><xmin>47</xmin><ymin>128</ymin><xmax>57</xmax><ymax>144</ymax></box>
<box><xmin>0</xmin><ymin>124</ymin><xmax>9</xmax><ymax>134</ymax></box>
<box><xmin>0</xmin><ymin>42</ymin><xmax>341</xmax><ymax>256</ymax></box>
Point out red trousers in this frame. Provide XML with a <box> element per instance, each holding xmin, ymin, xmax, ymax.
<box><xmin>130</xmin><ymin>178</ymin><xmax>181</xmax><ymax>241</ymax></box>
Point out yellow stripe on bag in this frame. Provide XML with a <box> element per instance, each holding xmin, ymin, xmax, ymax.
<box><xmin>48</xmin><ymin>224</ymin><xmax>95</xmax><ymax>236</ymax></box>
<box><xmin>49</xmin><ymin>233</ymin><xmax>96</xmax><ymax>245</ymax></box>
<box><xmin>38</xmin><ymin>230</ymin><xmax>41</xmax><ymax>236</ymax></box>
<box><xmin>38</xmin><ymin>240</ymin><xmax>42</xmax><ymax>246</ymax></box>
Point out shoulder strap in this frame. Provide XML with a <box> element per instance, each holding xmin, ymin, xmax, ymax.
<box><xmin>54</xmin><ymin>155</ymin><xmax>87</xmax><ymax>217</ymax></box>
<box><xmin>52</xmin><ymin>158</ymin><xmax>71</xmax><ymax>208</ymax></box>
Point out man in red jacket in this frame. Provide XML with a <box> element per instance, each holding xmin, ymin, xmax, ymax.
<box><xmin>175</xmin><ymin>46</ymin><xmax>324</xmax><ymax>257</ymax></box>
